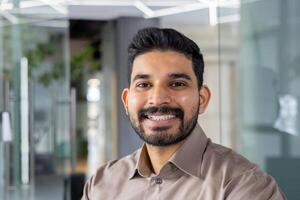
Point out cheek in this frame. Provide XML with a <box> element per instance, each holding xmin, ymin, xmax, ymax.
<box><xmin>127</xmin><ymin>92</ymin><xmax>146</xmax><ymax>111</ymax></box>
<box><xmin>176</xmin><ymin>94</ymin><xmax>200</xmax><ymax>113</ymax></box>
<box><xmin>179</xmin><ymin>95</ymin><xmax>190</xmax><ymax>103</ymax></box>
<box><xmin>177</xmin><ymin>94</ymin><xmax>198</xmax><ymax>105</ymax></box>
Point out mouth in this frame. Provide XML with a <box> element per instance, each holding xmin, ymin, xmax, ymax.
<box><xmin>138</xmin><ymin>106</ymin><xmax>183</xmax><ymax>129</ymax></box>
<box><xmin>146</xmin><ymin>114</ymin><xmax>176</xmax><ymax>121</ymax></box>
<box><xmin>142</xmin><ymin>113</ymin><xmax>179</xmax><ymax>128</ymax></box>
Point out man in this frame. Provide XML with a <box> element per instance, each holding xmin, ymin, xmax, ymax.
<box><xmin>82</xmin><ymin>27</ymin><xmax>286</xmax><ymax>200</ymax></box>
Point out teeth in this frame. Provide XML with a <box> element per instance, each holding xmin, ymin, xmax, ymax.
<box><xmin>148</xmin><ymin>115</ymin><xmax>175</xmax><ymax>121</ymax></box>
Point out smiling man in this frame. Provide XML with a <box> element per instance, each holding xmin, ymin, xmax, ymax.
<box><xmin>82</xmin><ymin>28</ymin><xmax>286</xmax><ymax>200</ymax></box>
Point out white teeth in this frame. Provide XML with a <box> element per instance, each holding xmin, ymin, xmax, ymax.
<box><xmin>148</xmin><ymin>115</ymin><xmax>175</xmax><ymax>121</ymax></box>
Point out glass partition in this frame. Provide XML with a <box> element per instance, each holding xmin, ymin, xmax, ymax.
<box><xmin>238</xmin><ymin>0</ymin><xmax>300</xmax><ymax>199</ymax></box>
<box><xmin>0</xmin><ymin>1</ymin><xmax>70</xmax><ymax>200</ymax></box>
<box><xmin>158</xmin><ymin>0</ymin><xmax>299</xmax><ymax>199</ymax></box>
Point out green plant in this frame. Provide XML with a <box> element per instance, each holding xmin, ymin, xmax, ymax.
<box><xmin>25</xmin><ymin>35</ymin><xmax>101</xmax><ymax>86</ymax></box>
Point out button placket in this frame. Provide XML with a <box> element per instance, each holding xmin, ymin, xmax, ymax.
<box><xmin>155</xmin><ymin>177</ymin><xmax>163</xmax><ymax>184</ymax></box>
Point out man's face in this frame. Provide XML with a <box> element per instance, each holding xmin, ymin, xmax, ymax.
<box><xmin>122</xmin><ymin>50</ymin><xmax>209</xmax><ymax>146</ymax></box>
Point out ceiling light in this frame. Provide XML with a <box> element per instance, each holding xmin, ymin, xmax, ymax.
<box><xmin>67</xmin><ymin>0</ymin><xmax>133</xmax><ymax>6</ymax></box>
<box><xmin>145</xmin><ymin>2</ymin><xmax>208</xmax><ymax>18</ymax></box>
<box><xmin>209</xmin><ymin>2</ymin><xmax>217</xmax><ymax>26</ymax></box>
<box><xmin>0</xmin><ymin>9</ymin><xmax>18</xmax><ymax>24</ymax></box>
<box><xmin>38</xmin><ymin>0</ymin><xmax>67</xmax><ymax>15</ymax></box>
<box><xmin>134</xmin><ymin>0</ymin><xmax>154</xmax><ymax>17</ymax></box>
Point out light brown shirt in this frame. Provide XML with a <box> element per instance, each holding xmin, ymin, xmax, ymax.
<box><xmin>82</xmin><ymin>125</ymin><xmax>286</xmax><ymax>200</ymax></box>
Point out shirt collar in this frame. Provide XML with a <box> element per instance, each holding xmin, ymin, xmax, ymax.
<box><xmin>128</xmin><ymin>124</ymin><xmax>208</xmax><ymax>180</ymax></box>
<box><xmin>169</xmin><ymin>124</ymin><xmax>208</xmax><ymax>179</ymax></box>
<box><xmin>128</xmin><ymin>145</ymin><xmax>151</xmax><ymax>179</ymax></box>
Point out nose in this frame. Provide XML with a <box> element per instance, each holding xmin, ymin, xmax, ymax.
<box><xmin>148</xmin><ymin>86</ymin><xmax>171</xmax><ymax>106</ymax></box>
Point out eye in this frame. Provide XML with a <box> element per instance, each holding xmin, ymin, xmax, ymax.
<box><xmin>136</xmin><ymin>82</ymin><xmax>151</xmax><ymax>88</ymax></box>
<box><xmin>170</xmin><ymin>81</ymin><xmax>187</xmax><ymax>88</ymax></box>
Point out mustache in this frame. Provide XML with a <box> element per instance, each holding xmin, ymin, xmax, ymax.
<box><xmin>138</xmin><ymin>106</ymin><xmax>184</xmax><ymax>120</ymax></box>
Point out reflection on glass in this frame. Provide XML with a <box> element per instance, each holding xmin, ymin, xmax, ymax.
<box><xmin>86</xmin><ymin>75</ymin><xmax>105</xmax><ymax>177</ymax></box>
<box><xmin>87</xmin><ymin>79</ymin><xmax>101</xmax><ymax>102</ymax></box>
<box><xmin>2</xmin><ymin>112</ymin><xmax>12</xmax><ymax>142</ymax></box>
<box><xmin>20</xmin><ymin>57</ymin><xmax>29</xmax><ymax>184</ymax></box>
<box><xmin>240</xmin><ymin>0</ymin><xmax>300</xmax><ymax>199</ymax></box>
<box><xmin>1</xmin><ymin>0</ymin><xmax>69</xmax><ymax>199</ymax></box>
<box><xmin>274</xmin><ymin>94</ymin><xmax>298</xmax><ymax>136</ymax></box>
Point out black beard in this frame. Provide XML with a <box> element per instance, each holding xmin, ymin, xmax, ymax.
<box><xmin>129</xmin><ymin>105</ymin><xmax>199</xmax><ymax>146</ymax></box>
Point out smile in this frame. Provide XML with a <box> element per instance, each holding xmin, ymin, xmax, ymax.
<box><xmin>147</xmin><ymin>114</ymin><xmax>176</xmax><ymax>121</ymax></box>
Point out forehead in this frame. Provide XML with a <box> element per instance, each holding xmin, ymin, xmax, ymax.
<box><xmin>131</xmin><ymin>50</ymin><xmax>195</xmax><ymax>80</ymax></box>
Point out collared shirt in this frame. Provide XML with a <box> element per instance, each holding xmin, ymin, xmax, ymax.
<box><xmin>82</xmin><ymin>125</ymin><xmax>286</xmax><ymax>200</ymax></box>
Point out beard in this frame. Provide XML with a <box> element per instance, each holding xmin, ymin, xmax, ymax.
<box><xmin>128</xmin><ymin>105</ymin><xmax>199</xmax><ymax>146</ymax></box>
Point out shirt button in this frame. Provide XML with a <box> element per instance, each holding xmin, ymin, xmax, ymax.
<box><xmin>155</xmin><ymin>177</ymin><xmax>163</xmax><ymax>184</ymax></box>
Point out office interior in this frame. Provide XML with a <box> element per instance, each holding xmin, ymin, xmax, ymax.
<box><xmin>0</xmin><ymin>0</ymin><xmax>299</xmax><ymax>199</ymax></box>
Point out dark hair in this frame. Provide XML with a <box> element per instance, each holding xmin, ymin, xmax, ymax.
<box><xmin>128</xmin><ymin>27</ymin><xmax>204</xmax><ymax>87</ymax></box>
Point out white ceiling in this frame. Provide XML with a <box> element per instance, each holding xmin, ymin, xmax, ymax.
<box><xmin>0</xmin><ymin>0</ymin><xmax>240</xmax><ymax>26</ymax></box>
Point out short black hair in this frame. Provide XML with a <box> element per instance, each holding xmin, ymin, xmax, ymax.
<box><xmin>128</xmin><ymin>27</ymin><xmax>204</xmax><ymax>88</ymax></box>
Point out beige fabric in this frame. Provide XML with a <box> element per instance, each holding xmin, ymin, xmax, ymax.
<box><xmin>82</xmin><ymin>125</ymin><xmax>287</xmax><ymax>200</ymax></box>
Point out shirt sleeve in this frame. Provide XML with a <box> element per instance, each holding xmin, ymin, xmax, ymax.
<box><xmin>224</xmin><ymin>169</ymin><xmax>287</xmax><ymax>200</ymax></box>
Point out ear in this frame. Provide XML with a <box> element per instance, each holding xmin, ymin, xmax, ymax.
<box><xmin>198</xmin><ymin>85</ymin><xmax>211</xmax><ymax>114</ymax></box>
<box><xmin>121</xmin><ymin>88</ymin><xmax>129</xmax><ymax>115</ymax></box>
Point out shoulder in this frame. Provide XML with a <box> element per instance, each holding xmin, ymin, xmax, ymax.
<box><xmin>203</xmin><ymin>140</ymin><xmax>258</xmax><ymax>179</ymax></box>
<box><xmin>81</xmin><ymin>150</ymin><xmax>139</xmax><ymax>199</ymax></box>
<box><xmin>202</xmin><ymin>140</ymin><xmax>286</xmax><ymax>199</ymax></box>
<box><xmin>93</xmin><ymin>151</ymin><xmax>137</xmax><ymax>182</ymax></box>
<box><xmin>223</xmin><ymin>166</ymin><xmax>287</xmax><ymax>199</ymax></box>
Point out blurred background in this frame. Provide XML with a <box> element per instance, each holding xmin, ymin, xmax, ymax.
<box><xmin>0</xmin><ymin>0</ymin><xmax>299</xmax><ymax>199</ymax></box>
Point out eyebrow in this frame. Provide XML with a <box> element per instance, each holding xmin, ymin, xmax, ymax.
<box><xmin>132</xmin><ymin>74</ymin><xmax>150</xmax><ymax>82</ymax></box>
<box><xmin>132</xmin><ymin>73</ymin><xmax>192</xmax><ymax>82</ymax></box>
<box><xmin>168</xmin><ymin>73</ymin><xmax>192</xmax><ymax>80</ymax></box>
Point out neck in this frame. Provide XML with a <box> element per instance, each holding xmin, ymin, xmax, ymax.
<box><xmin>146</xmin><ymin>141</ymin><xmax>185</xmax><ymax>174</ymax></box>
